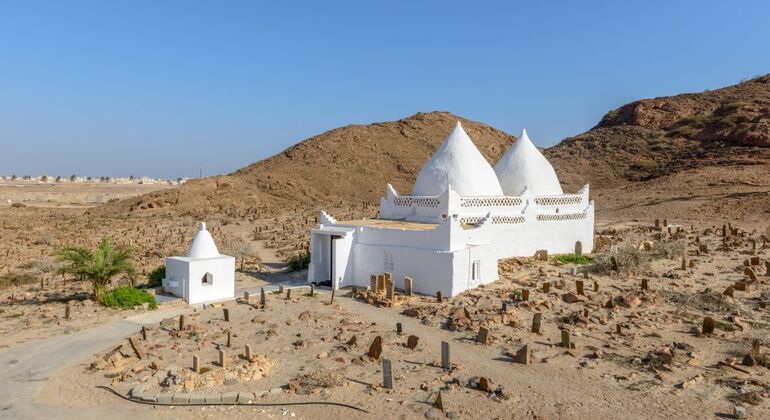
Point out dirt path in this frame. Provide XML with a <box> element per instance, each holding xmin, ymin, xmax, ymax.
<box><xmin>0</xmin><ymin>306</ymin><xmax>191</xmax><ymax>420</ymax></box>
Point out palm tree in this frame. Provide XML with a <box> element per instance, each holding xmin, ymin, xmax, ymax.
<box><xmin>54</xmin><ymin>237</ymin><xmax>136</xmax><ymax>299</ymax></box>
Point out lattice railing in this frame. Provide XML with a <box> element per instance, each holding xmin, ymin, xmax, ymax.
<box><xmin>536</xmin><ymin>211</ymin><xmax>587</xmax><ymax>222</ymax></box>
<box><xmin>460</xmin><ymin>196</ymin><xmax>523</xmax><ymax>208</ymax></box>
<box><xmin>459</xmin><ymin>215</ymin><xmax>526</xmax><ymax>225</ymax></box>
<box><xmin>534</xmin><ymin>195</ymin><xmax>583</xmax><ymax>206</ymax></box>
<box><xmin>393</xmin><ymin>196</ymin><xmax>440</xmax><ymax>208</ymax></box>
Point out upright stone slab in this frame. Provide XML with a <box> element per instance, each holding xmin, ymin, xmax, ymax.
<box><xmin>260</xmin><ymin>287</ymin><xmax>266</xmax><ymax>308</ymax></box>
<box><xmin>542</xmin><ymin>283</ymin><xmax>550</xmax><ymax>293</ymax></box>
<box><xmin>243</xmin><ymin>291</ymin><xmax>250</xmax><ymax>301</ymax></box>
<box><xmin>521</xmin><ymin>289</ymin><xmax>529</xmax><ymax>301</ymax></box>
<box><xmin>310</xmin><ymin>284</ymin><xmax>315</xmax><ymax>297</ymax></box>
<box><xmin>370</xmin><ymin>274</ymin><xmax>377</xmax><ymax>292</ymax></box>
<box><xmin>382</xmin><ymin>359</ymin><xmax>393</xmax><ymax>389</ymax></box>
<box><xmin>286</xmin><ymin>288</ymin><xmax>292</xmax><ymax>300</ymax></box>
<box><xmin>278</xmin><ymin>284</ymin><xmax>284</xmax><ymax>294</ymax></box>
<box><xmin>387</xmin><ymin>279</ymin><xmax>395</xmax><ymax>304</ymax></box>
<box><xmin>476</xmin><ymin>327</ymin><xmax>490</xmax><ymax>345</ymax></box>
<box><xmin>436</xmin><ymin>291</ymin><xmax>443</xmax><ymax>303</ymax></box>
<box><xmin>367</xmin><ymin>336</ymin><xmax>383</xmax><ymax>360</ymax></box>
<box><xmin>192</xmin><ymin>355</ymin><xmax>200</xmax><ymax>373</ymax></box>
<box><xmin>404</xmin><ymin>276</ymin><xmax>413</xmax><ymax>296</ymax></box>
<box><xmin>219</xmin><ymin>349</ymin><xmax>227</xmax><ymax>368</ymax></box>
<box><xmin>575</xmin><ymin>241</ymin><xmax>583</xmax><ymax>256</ymax></box>
<box><xmin>702</xmin><ymin>317</ymin><xmax>715</xmax><ymax>335</ymax></box>
<box><xmin>245</xmin><ymin>344</ymin><xmax>253</xmax><ymax>361</ymax></box>
<box><xmin>576</xmin><ymin>280</ymin><xmax>584</xmax><ymax>295</ymax></box>
<box><xmin>593</xmin><ymin>281</ymin><xmax>599</xmax><ymax>292</ymax></box>
<box><xmin>531</xmin><ymin>313</ymin><xmax>542</xmax><ymax>334</ymax></box>
<box><xmin>441</xmin><ymin>341</ymin><xmax>450</xmax><ymax>370</ymax></box>
<box><xmin>561</xmin><ymin>329</ymin><xmax>571</xmax><ymax>348</ymax></box>
<box><xmin>396</xmin><ymin>322</ymin><xmax>402</xmax><ymax>334</ymax></box>
<box><xmin>179</xmin><ymin>314</ymin><xmax>185</xmax><ymax>331</ymax></box>
<box><xmin>641</xmin><ymin>278</ymin><xmax>649</xmax><ymax>291</ymax></box>
<box><xmin>223</xmin><ymin>308</ymin><xmax>230</xmax><ymax>322</ymax></box>
<box><xmin>406</xmin><ymin>335</ymin><xmax>419</xmax><ymax>349</ymax></box>
<box><xmin>515</xmin><ymin>344</ymin><xmax>530</xmax><ymax>364</ymax></box>
<box><xmin>64</xmin><ymin>303</ymin><xmax>71</xmax><ymax>320</ymax></box>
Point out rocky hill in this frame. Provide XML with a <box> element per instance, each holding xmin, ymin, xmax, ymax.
<box><xmin>547</xmin><ymin>74</ymin><xmax>770</xmax><ymax>191</ymax></box>
<box><xmin>99</xmin><ymin>75</ymin><xmax>770</xmax><ymax>227</ymax></box>
<box><xmin>98</xmin><ymin>112</ymin><xmax>516</xmax><ymax>218</ymax></box>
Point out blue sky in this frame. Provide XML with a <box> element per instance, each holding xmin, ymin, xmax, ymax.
<box><xmin>1</xmin><ymin>1</ymin><xmax>768</xmax><ymax>179</ymax></box>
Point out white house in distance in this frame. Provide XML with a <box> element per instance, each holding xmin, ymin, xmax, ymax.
<box><xmin>163</xmin><ymin>223</ymin><xmax>235</xmax><ymax>304</ymax></box>
<box><xmin>307</xmin><ymin>122</ymin><xmax>594</xmax><ymax>297</ymax></box>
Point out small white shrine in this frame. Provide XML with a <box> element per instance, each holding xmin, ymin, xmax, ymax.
<box><xmin>163</xmin><ymin>222</ymin><xmax>235</xmax><ymax>304</ymax></box>
<box><xmin>308</xmin><ymin>122</ymin><xmax>594</xmax><ymax>297</ymax></box>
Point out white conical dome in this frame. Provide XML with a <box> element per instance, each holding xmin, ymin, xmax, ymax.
<box><xmin>494</xmin><ymin>129</ymin><xmax>563</xmax><ymax>196</ymax></box>
<box><xmin>186</xmin><ymin>222</ymin><xmax>221</xmax><ymax>258</ymax></box>
<box><xmin>412</xmin><ymin>121</ymin><xmax>503</xmax><ymax>196</ymax></box>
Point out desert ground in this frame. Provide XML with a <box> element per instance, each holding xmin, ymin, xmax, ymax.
<box><xmin>0</xmin><ymin>180</ymin><xmax>176</xmax><ymax>208</ymax></box>
<box><xmin>1</xmin><ymin>194</ymin><xmax>769</xmax><ymax>419</ymax></box>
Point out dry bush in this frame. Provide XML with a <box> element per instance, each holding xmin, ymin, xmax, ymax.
<box><xmin>650</xmin><ymin>239</ymin><xmax>687</xmax><ymax>259</ymax></box>
<box><xmin>297</xmin><ymin>366</ymin><xmax>347</xmax><ymax>389</ymax></box>
<box><xmin>591</xmin><ymin>232</ymin><xmax>687</xmax><ymax>274</ymax></box>
<box><xmin>0</xmin><ymin>271</ymin><xmax>36</xmax><ymax>290</ymax></box>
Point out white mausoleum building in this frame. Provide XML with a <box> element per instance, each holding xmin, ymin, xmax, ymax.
<box><xmin>163</xmin><ymin>223</ymin><xmax>235</xmax><ymax>304</ymax></box>
<box><xmin>308</xmin><ymin>122</ymin><xmax>594</xmax><ymax>297</ymax></box>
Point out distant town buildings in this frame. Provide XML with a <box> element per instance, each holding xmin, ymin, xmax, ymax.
<box><xmin>0</xmin><ymin>175</ymin><xmax>190</xmax><ymax>185</ymax></box>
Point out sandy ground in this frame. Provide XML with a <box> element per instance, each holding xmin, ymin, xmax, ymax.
<box><xmin>0</xmin><ymin>221</ymin><xmax>763</xmax><ymax>420</ymax></box>
<box><xmin>0</xmin><ymin>181</ymin><xmax>176</xmax><ymax>208</ymax></box>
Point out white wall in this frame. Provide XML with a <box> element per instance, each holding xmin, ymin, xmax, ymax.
<box><xmin>164</xmin><ymin>256</ymin><xmax>235</xmax><ymax>305</ymax></box>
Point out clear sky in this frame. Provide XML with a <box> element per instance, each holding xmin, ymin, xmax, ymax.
<box><xmin>1</xmin><ymin>1</ymin><xmax>768</xmax><ymax>179</ymax></box>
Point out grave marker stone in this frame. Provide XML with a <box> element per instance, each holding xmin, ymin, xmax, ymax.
<box><xmin>641</xmin><ymin>278</ymin><xmax>648</xmax><ymax>291</ymax></box>
<box><xmin>531</xmin><ymin>313</ymin><xmax>542</xmax><ymax>334</ymax></box>
<box><xmin>476</xmin><ymin>327</ymin><xmax>490</xmax><ymax>345</ymax></box>
<box><xmin>576</xmin><ymin>280</ymin><xmax>584</xmax><ymax>295</ymax></box>
<box><xmin>542</xmin><ymin>283</ymin><xmax>550</xmax><ymax>293</ymax></box>
<box><xmin>367</xmin><ymin>336</ymin><xmax>383</xmax><ymax>360</ymax></box>
<box><xmin>406</xmin><ymin>335</ymin><xmax>419</xmax><ymax>349</ymax></box>
<box><xmin>179</xmin><ymin>314</ymin><xmax>185</xmax><ymax>331</ymax></box>
<box><xmin>245</xmin><ymin>344</ymin><xmax>253</xmax><ymax>361</ymax></box>
<box><xmin>521</xmin><ymin>289</ymin><xmax>529</xmax><ymax>301</ymax></box>
<box><xmin>192</xmin><ymin>355</ymin><xmax>200</xmax><ymax>373</ymax></box>
<box><xmin>515</xmin><ymin>344</ymin><xmax>530</xmax><ymax>364</ymax></box>
<box><xmin>219</xmin><ymin>349</ymin><xmax>227</xmax><ymax>367</ymax></box>
<box><xmin>575</xmin><ymin>241</ymin><xmax>583</xmax><ymax>256</ymax></box>
<box><xmin>441</xmin><ymin>341</ymin><xmax>450</xmax><ymax>370</ymax></box>
<box><xmin>404</xmin><ymin>277</ymin><xmax>413</xmax><ymax>296</ymax></box>
<box><xmin>561</xmin><ymin>329</ymin><xmax>571</xmax><ymax>348</ymax></box>
<box><xmin>702</xmin><ymin>317</ymin><xmax>715</xmax><ymax>335</ymax></box>
<box><xmin>260</xmin><ymin>287</ymin><xmax>266</xmax><ymax>308</ymax></box>
<box><xmin>436</xmin><ymin>291</ymin><xmax>442</xmax><ymax>303</ymax></box>
<box><xmin>396</xmin><ymin>322</ymin><xmax>402</xmax><ymax>334</ymax></box>
<box><xmin>128</xmin><ymin>337</ymin><xmax>145</xmax><ymax>359</ymax></box>
<box><xmin>382</xmin><ymin>359</ymin><xmax>393</xmax><ymax>389</ymax></box>
<box><xmin>223</xmin><ymin>308</ymin><xmax>230</xmax><ymax>322</ymax></box>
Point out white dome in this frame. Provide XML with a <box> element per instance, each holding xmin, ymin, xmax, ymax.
<box><xmin>187</xmin><ymin>222</ymin><xmax>221</xmax><ymax>258</ymax></box>
<box><xmin>412</xmin><ymin>122</ymin><xmax>503</xmax><ymax>196</ymax></box>
<box><xmin>494</xmin><ymin>129</ymin><xmax>563</xmax><ymax>196</ymax></box>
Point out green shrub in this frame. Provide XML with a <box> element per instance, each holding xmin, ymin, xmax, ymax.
<box><xmin>146</xmin><ymin>266</ymin><xmax>165</xmax><ymax>288</ymax></box>
<box><xmin>287</xmin><ymin>251</ymin><xmax>310</xmax><ymax>271</ymax></box>
<box><xmin>99</xmin><ymin>286</ymin><xmax>157</xmax><ymax>310</ymax></box>
<box><xmin>554</xmin><ymin>254</ymin><xmax>593</xmax><ymax>265</ymax></box>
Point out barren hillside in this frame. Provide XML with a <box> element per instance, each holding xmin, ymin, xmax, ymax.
<box><xmin>97</xmin><ymin>112</ymin><xmax>516</xmax><ymax>219</ymax></box>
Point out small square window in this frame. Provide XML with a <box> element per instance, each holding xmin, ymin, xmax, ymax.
<box><xmin>202</xmin><ymin>272</ymin><xmax>213</xmax><ymax>285</ymax></box>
